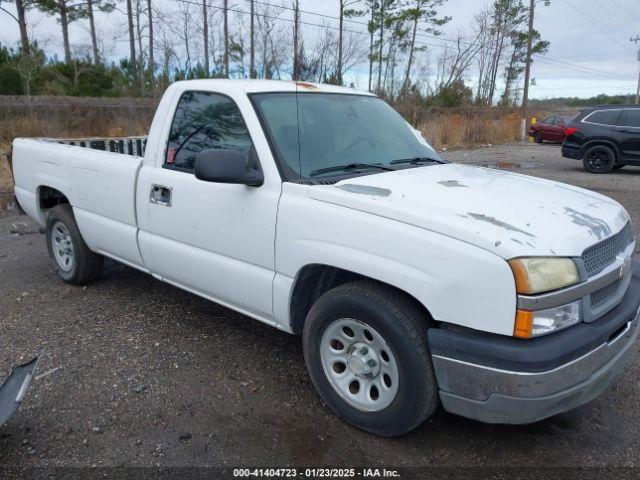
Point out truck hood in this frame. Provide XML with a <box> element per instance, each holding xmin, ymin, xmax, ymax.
<box><xmin>307</xmin><ymin>163</ymin><xmax>631</xmax><ymax>258</ymax></box>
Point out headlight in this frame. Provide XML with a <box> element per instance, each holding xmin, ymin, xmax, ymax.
<box><xmin>508</xmin><ymin>257</ymin><xmax>579</xmax><ymax>294</ymax></box>
<box><xmin>514</xmin><ymin>301</ymin><xmax>581</xmax><ymax>338</ymax></box>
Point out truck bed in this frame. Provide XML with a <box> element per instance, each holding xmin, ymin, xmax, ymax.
<box><xmin>12</xmin><ymin>136</ymin><xmax>148</xmax><ymax>268</ymax></box>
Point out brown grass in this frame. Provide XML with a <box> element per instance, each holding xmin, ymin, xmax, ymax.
<box><xmin>416</xmin><ymin>111</ymin><xmax>523</xmax><ymax>150</ymax></box>
<box><xmin>0</xmin><ymin>96</ymin><xmax>155</xmax><ymax>195</ymax></box>
<box><xmin>0</xmin><ymin>149</ymin><xmax>11</xmax><ymax>193</ymax></box>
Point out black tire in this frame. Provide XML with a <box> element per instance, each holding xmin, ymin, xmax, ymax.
<box><xmin>45</xmin><ymin>205</ymin><xmax>103</xmax><ymax>284</ymax></box>
<box><xmin>533</xmin><ymin>132</ymin><xmax>542</xmax><ymax>143</ymax></box>
<box><xmin>582</xmin><ymin>145</ymin><xmax>616</xmax><ymax>174</ymax></box>
<box><xmin>302</xmin><ymin>280</ymin><xmax>438</xmax><ymax>437</ymax></box>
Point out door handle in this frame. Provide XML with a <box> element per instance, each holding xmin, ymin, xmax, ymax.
<box><xmin>150</xmin><ymin>184</ymin><xmax>172</xmax><ymax>207</ymax></box>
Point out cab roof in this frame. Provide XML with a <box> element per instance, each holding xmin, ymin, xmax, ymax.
<box><xmin>170</xmin><ymin>79</ymin><xmax>376</xmax><ymax>96</ymax></box>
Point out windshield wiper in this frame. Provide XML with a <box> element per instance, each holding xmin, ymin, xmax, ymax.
<box><xmin>390</xmin><ymin>156</ymin><xmax>444</xmax><ymax>165</ymax></box>
<box><xmin>309</xmin><ymin>163</ymin><xmax>394</xmax><ymax>177</ymax></box>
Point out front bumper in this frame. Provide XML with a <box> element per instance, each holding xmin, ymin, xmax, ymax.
<box><xmin>428</xmin><ymin>261</ymin><xmax>640</xmax><ymax>424</ymax></box>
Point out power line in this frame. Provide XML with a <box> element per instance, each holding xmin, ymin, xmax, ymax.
<box><xmin>562</xmin><ymin>0</ymin><xmax>635</xmax><ymax>55</ymax></box>
<box><xmin>240</xmin><ymin>0</ymin><xmax>476</xmax><ymax>48</ymax></box>
<box><xmin>175</xmin><ymin>0</ymin><xmax>454</xmax><ymax>51</ymax></box>
<box><xmin>593</xmin><ymin>1</ymin><xmax>630</xmax><ymax>25</ymax></box>
<box><xmin>608</xmin><ymin>0</ymin><xmax>640</xmax><ymax>24</ymax></box>
<box><xmin>533</xmin><ymin>55</ymin><xmax>636</xmax><ymax>81</ymax></box>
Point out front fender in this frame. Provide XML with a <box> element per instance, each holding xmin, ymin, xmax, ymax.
<box><xmin>275</xmin><ymin>184</ymin><xmax>518</xmax><ymax>336</ymax></box>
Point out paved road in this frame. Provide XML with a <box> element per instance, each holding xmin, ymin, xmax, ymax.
<box><xmin>0</xmin><ymin>143</ymin><xmax>639</xmax><ymax>469</ymax></box>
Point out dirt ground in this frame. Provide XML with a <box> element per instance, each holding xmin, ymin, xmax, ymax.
<box><xmin>0</xmin><ymin>142</ymin><xmax>639</xmax><ymax>476</ymax></box>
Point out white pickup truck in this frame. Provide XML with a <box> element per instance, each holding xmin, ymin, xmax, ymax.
<box><xmin>10</xmin><ymin>80</ymin><xmax>640</xmax><ymax>436</ymax></box>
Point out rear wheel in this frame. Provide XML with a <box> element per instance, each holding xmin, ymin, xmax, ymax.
<box><xmin>582</xmin><ymin>145</ymin><xmax>616</xmax><ymax>173</ymax></box>
<box><xmin>302</xmin><ymin>281</ymin><xmax>438</xmax><ymax>437</ymax></box>
<box><xmin>46</xmin><ymin>205</ymin><xmax>103</xmax><ymax>284</ymax></box>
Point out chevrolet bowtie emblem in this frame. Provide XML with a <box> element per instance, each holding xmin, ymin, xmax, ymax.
<box><xmin>619</xmin><ymin>255</ymin><xmax>632</xmax><ymax>279</ymax></box>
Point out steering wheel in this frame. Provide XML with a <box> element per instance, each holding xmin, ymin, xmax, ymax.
<box><xmin>346</xmin><ymin>136</ymin><xmax>376</xmax><ymax>150</ymax></box>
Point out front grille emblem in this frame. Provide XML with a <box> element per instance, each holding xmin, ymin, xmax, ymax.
<box><xmin>618</xmin><ymin>254</ymin><xmax>632</xmax><ymax>279</ymax></box>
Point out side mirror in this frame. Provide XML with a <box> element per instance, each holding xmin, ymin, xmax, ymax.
<box><xmin>194</xmin><ymin>149</ymin><xmax>263</xmax><ymax>187</ymax></box>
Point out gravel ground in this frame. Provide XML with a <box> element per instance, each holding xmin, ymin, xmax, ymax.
<box><xmin>0</xmin><ymin>142</ymin><xmax>639</xmax><ymax>472</ymax></box>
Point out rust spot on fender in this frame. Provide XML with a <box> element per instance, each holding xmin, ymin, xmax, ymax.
<box><xmin>337</xmin><ymin>184</ymin><xmax>391</xmax><ymax>197</ymax></box>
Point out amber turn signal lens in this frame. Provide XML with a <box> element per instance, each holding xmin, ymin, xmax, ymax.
<box><xmin>514</xmin><ymin>310</ymin><xmax>533</xmax><ymax>338</ymax></box>
<box><xmin>509</xmin><ymin>259</ymin><xmax>532</xmax><ymax>294</ymax></box>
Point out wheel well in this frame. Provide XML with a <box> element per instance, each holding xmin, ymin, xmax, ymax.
<box><xmin>39</xmin><ymin>186</ymin><xmax>69</xmax><ymax>211</ymax></box>
<box><xmin>583</xmin><ymin>140</ymin><xmax>620</xmax><ymax>160</ymax></box>
<box><xmin>289</xmin><ymin>264</ymin><xmax>433</xmax><ymax>334</ymax></box>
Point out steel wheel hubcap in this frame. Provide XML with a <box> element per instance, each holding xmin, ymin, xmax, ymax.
<box><xmin>51</xmin><ymin>221</ymin><xmax>74</xmax><ymax>272</ymax></box>
<box><xmin>320</xmin><ymin>318</ymin><xmax>399</xmax><ymax>412</ymax></box>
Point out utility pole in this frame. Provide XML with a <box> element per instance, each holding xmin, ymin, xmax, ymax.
<box><xmin>632</xmin><ymin>35</ymin><xmax>640</xmax><ymax>105</ymax></box>
<box><xmin>520</xmin><ymin>0</ymin><xmax>535</xmax><ymax>141</ymax></box>
<box><xmin>521</xmin><ymin>1</ymin><xmax>550</xmax><ymax>140</ymax></box>
<box><xmin>203</xmin><ymin>0</ymin><xmax>209</xmax><ymax>76</ymax></box>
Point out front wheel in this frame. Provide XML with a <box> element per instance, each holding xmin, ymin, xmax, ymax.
<box><xmin>583</xmin><ymin>145</ymin><xmax>616</xmax><ymax>173</ymax></box>
<box><xmin>533</xmin><ymin>132</ymin><xmax>542</xmax><ymax>143</ymax></box>
<box><xmin>46</xmin><ymin>205</ymin><xmax>103</xmax><ymax>284</ymax></box>
<box><xmin>302</xmin><ymin>281</ymin><xmax>439</xmax><ymax>437</ymax></box>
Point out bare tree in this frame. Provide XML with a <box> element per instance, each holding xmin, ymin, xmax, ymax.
<box><xmin>176</xmin><ymin>1</ymin><xmax>193</xmax><ymax>73</ymax></box>
<box><xmin>202</xmin><ymin>0</ymin><xmax>208</xmax><ymax>75</ymax></box>
<box><xmin>223</xmin><ymin>0</ymin><xmax>229</xmax><ymax>77</ymax></box>
<box><xmin>153</xmin><ymin>6</ymin><xmax>177</xmax><ymax>88</ymax></box>
<box><xmin>84</xmin><ymin>0</ymin><xmax>114</xmax><ymax>64</ymax></box>
<box><xmin>86</xmin><ymin>0</ymin><xmax>98</xmax><ymax>62</ymax></box>
<box><xmin>147</xmin><ymin>0</ymin><xmax>154</xmax><ymax>92</ymax></box>
<box><xmin>376</xmin><ymin>0</ymin><xmax>385</xmax><ymax>93</ymax></box>
<box><xmin>13</xmin><ymin>45</ymin><xmax>44</xmax><ymax>95</ymax></box>
<box><xmin>0</xmin><ymin>0</ymin><xmax>31</xmax><ymax>55</ymax></box>
<box><xmin>367</xmin><ymin>1</ymin><xmax>375</xmax><ymax>91</ymax></box>
<box><xmin>473</xmin><ymin>8</ymin><xmax>491</xmax><ymax>103</ymax></box>
<box><xmin>33</xmin><ymin>0</ymin><xmax>76</xmax><ymax>63</ymax></box>
<box><xmin>399</xmin><ymin>0</ymin><xmax>449</xmax><ymax>97</ymax></box>
<box><xmin>256</xmin><ymin>1</ymin><xmax>288</xmax><ymax>79</ymax></box>
<box><xmin>483</xmin><ymin>0</ymin><xmax>527</xmax><ymax>105</ymax></box>
<box><xmin>207</xmin><ymin>5</ymin><xmax>221</xmax><ymax>75</ymax></box>
<box><xmin>300</xmin><ymin>23</ymin><xmax>336</xmax><ymax>82</ymax></box>
<box><xmin>134</xmin><ymin>0</ymin><xmax>148</xmax><ymax>94</ymax></box>
<box><xmin>126</xmin><ymin>0</ymin><xmax>137</xmax><ymax>88</ymax></box>
<box><xmin>249</xmin><ymin>0</ymin><xmax>255</xmax><ymax>78</ymax></box>
<box><xmin>435</xmin><ymin>33</ymin><xmax>481</xmax><ymax>91</ymax></box>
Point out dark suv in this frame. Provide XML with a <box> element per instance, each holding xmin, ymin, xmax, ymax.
<box><xmin>562</xmin><ymin>105</ymin><xmax>640</xmax><ymax>173</ymax></box>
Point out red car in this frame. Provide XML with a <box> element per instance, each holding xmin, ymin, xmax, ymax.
<box><xmin>529</xmin><ymin>116</ymin><xmax>566</xmax><ymax>143</ymax></box>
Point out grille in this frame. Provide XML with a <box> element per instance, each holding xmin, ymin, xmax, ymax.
<box><xmin>582</xmin><ymin>223</ymin><xmax>634</xmax><ymax>277</ymax></box>
<box><xmin>590</xmin><ymin>279</ymin><xmax>622</xmax><ymax>307</ymax></box>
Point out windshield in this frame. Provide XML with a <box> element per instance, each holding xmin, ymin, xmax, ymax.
<box><xmin>251</xmin><ymin>92</ymin><xmax>441</xmax><ymax>180</ymax></box>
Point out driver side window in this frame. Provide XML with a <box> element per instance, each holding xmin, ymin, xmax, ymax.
<box><xmin>165</xmin><ymin>91</ymin><xmax>253</xmax><ymax>172</ymax></box>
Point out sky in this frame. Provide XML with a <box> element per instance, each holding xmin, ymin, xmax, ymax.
<box><xmin>0</xmin><ymin>0</ymin><xmax>639</xmax><ymax>100</ymax></box>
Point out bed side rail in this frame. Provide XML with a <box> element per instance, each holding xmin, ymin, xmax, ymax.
<box><xmin>57</xmin><ymin>136</ymin><xmax>148</xmax><ymax>157</ymax></box>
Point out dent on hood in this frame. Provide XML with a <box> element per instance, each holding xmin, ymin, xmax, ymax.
<box><xmin>563</xmin><ymin>207</ymin><xmax>611</xmax><ymax>240</ymax></box>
